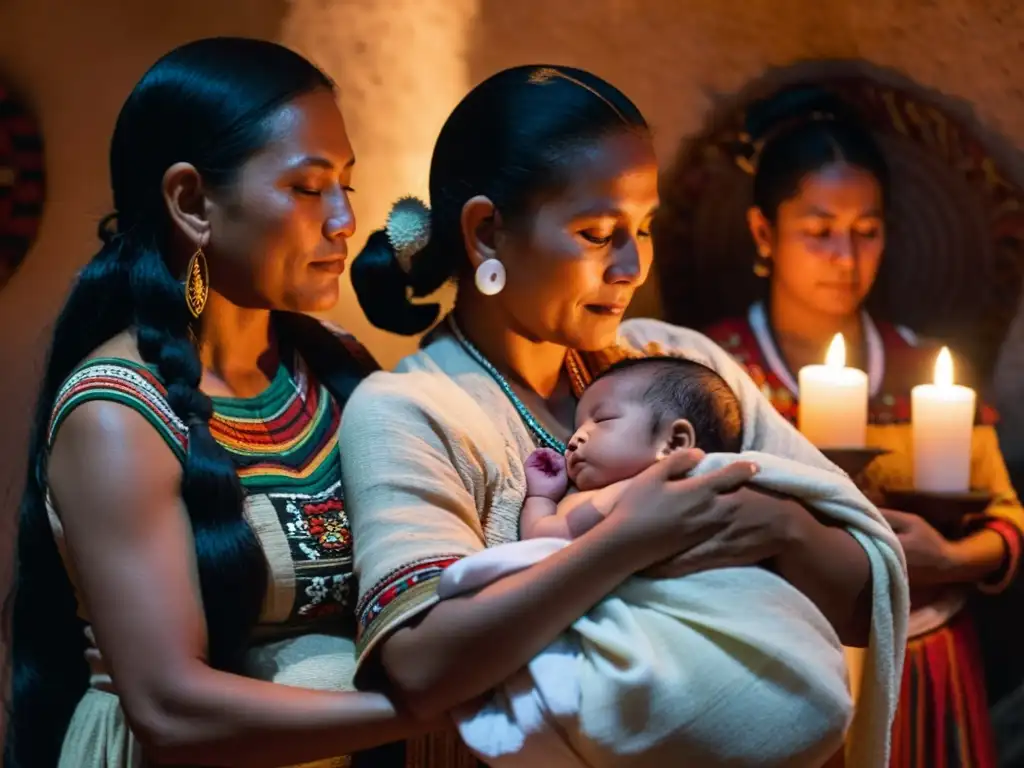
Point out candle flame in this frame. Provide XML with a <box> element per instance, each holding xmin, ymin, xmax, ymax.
<box><xmin>934</xmin><ymin>346</ymin><xmax>954</xmax><ymax>387</ymax></box>
<box><xmin>825</xmin><ymin>333</ymin><xmax>846</xmax><ymax>369</ymax></box>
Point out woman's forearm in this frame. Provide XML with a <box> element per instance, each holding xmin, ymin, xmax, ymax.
<box><xmin>127</xmin><ymin>662</ymin><xmax>437</xmax><ymax>766</ymax></box>
<box><xmin>771</xmin><ymin>501</ymin><xmax>873</xmax><ymax>647</ymax></box>
<box><xmin>945</xmin><ymin>528</ymin><xmax>1007</xmax><ymax>584</ymax></box>
<box><xmin>380</xmin><ymin>524</ymin><xmax>642</xmax><ymax>720</ymax></box>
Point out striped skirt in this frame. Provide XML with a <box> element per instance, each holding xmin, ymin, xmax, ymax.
<box><xmin>890</xmin><ymin>609</ymin><xmax>996</xmax><ymax>768</ymax></box>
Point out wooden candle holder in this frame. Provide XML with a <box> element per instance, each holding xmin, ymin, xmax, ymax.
<box><xmin>821</xmin><ymin>447</ymin><xmax>890</xmax><ymax>484</ymax></box>
<box><xmin>881</xmin><ymin>488</ymin><xmax>993</xmax><ymax>540</ymax></box>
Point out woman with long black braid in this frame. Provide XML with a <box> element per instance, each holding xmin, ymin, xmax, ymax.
<box><xmin>2</xmin><ymin>38</ymin><xmax>438</xmax><ymax>768</ymax></box>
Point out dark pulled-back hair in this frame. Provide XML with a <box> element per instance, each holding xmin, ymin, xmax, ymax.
<box><xmin>350</xmin><ymin>65</ymin><xmax>650</xmax><ymax>337</ymax></box>
<box><xmin>596</xmin><ymin>356</ymin><xmax>743</xmax><ymax>454</ymax></box>
<box><xmin>1</xmin><ymin>37</ymin><xmax>366</xmax><ymax>768</ymax></box>
<box><xmin>744</xmin><ymin>85</ymin><xmax>890</xmax><ymax>222</ymax></box>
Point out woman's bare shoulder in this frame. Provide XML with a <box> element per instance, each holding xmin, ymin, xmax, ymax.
<box><xmin>47</xmin><ymin>328</ymin><xmax>185</xmax><ymax>470</ymax></box>
<box><xmin>82</xmin><ymin>328</ymin><xmax>146</xmax><ymax>365</ymax></box>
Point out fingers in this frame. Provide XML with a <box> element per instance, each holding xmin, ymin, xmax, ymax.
<box><xmin>642</xmin><ymin>535</ymin><xmax>748</xmax><ymax>579</ymax></box>
<box><xmin>646</xmin><ymin>447</ymin><xmax>706</xmax><ymax>480</ymax></box>
<box><xmin>642</xmin><ymin>552</ymin><xmax>696</xmax><ymax>580</ymax></box>
<box><xmin>643</xmin><ymin>523</ymin><xmax>780</xmax><ymax>579</ymax></box>
<box><xmin>676</xmin><ymin>461</ymin><xmax>759</xmax><ymax>496</ymax></box>
<box><xmin>880</xmin><ymin>508</ymin><xmax>913</xmax><ymax>531</ymax></box>
<box><xmin>525</xmin><ymin>447</ymin><xmax>566</xmax><ymax>475</ymax></box>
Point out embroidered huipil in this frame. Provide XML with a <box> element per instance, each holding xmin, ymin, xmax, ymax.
<box><xmin>46</xmin><ymin>332</ymin><xmax>375</xmax><ymax>768</ymax></box>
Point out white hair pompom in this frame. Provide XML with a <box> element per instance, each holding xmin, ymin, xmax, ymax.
<box><xmin>385</xmin><ymin>196</ymin><xmax>432</xmax><ymax>274</ymax></box>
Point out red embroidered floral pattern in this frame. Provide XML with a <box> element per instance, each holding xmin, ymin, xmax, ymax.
<box><xmin>267</xmin><ymin>483</ymin><xmax>356</xmax><ymax>622</ymax></box>
<box><xmin>298</xmin><ymin>573</ymin><xmax>352</xmax><ymax>619</ymax></box>
<box><xmin>302</xmin><ymin>498</ymin><xmax>352</xmax><ymax>553</ymax></box>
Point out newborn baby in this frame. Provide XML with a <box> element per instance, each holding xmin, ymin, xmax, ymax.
<box><xmin>520</xmin><ymin>356</ymin><xmax>742</xmax><ymax>542</ymax></box>
<box><xmin>441</xmin><ymin>357</ymin><xmax>904</xmax><ymax>768</ymax></box>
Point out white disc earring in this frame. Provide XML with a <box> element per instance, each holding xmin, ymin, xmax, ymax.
<box><xmin>474</xmin><ymin>258</ymin><xmax>506</xmax><ymax>296</ymax></box>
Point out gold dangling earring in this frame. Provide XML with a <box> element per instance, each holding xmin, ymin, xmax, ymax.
<box><xmin>185</xmin><ymin>245</ymin><xmax>209</xmax><ymax>318</ymax></box>
<box><xmin>753</xmin><ymin>248</ymin><xmax>772</xmax><ymax>278</ymax></box>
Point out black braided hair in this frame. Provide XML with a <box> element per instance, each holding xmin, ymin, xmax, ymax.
<box><xmin>1</xmin><ymin>38</ymin><xmax>357</xmax><ymax>768</ymax></box>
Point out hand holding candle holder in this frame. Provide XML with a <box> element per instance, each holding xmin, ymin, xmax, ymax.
<box><xmin>821</xmin><ymin>447</ymin><xmax>890</xmax><ymax>487</ymax></box>
<box><xmin>881</xmin><ymin>488</ymin><xmax>993</xmax><ymax>540</ymax></box>
<box><xmin>883</xmin><ymin>347</ymin><xmax>988</xmax><ymax>539</ymax></box>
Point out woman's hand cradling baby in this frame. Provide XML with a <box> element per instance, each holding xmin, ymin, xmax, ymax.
<box><xmin>599</xmin><ymin>449</ymin><xmax>762</xmax><ymax>575</ymax></box>
<box><xmin>642</xmin><ymin>486</ymin><xmax>812</xmax><ymax>580</ymax></box>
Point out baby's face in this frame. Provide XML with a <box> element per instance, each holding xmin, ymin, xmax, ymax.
<box><xmin>567</xmin><ymin>371</ymin><xmax>661</xmax><ymax>491</ymax></box>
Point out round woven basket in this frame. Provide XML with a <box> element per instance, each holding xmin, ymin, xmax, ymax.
<box><xmin>654</xmin><ymin>64</ymin><xmax>1024</xmax><ymax>380</ymax></box>
<box><xmin>0</xmin><ymin>83</ymin><xmax>45</xmax><ymax>291</ymax></box>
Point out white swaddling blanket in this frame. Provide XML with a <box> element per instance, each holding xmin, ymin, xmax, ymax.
<box><xmin>438</xmin><ymin>451</ymin><xmax>908</xmax><ymax>768</ymax></box>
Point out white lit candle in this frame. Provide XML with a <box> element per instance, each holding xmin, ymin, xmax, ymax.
<box><xmin>798</xmin><ymin>333</ymin><xmax>869</xmax><ymax>448</ymax></box>
<box><xmin>912</xmin><ymin>347</ymin><xmax>976</xmax><ymax>492</ymax></box>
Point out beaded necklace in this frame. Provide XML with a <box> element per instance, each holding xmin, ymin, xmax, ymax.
<box><xmin>446</xmin><ymin>315</ymin><xmax>568</xmax><ymax>453</ymax></box>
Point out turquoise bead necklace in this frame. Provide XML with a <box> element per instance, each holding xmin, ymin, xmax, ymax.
<box><xmin>446</xmin><ymin>315</ymin><xmax>568</xmax><ymax>454</ymax></box>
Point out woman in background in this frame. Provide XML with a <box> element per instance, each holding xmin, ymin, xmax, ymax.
<box><xmin>704</xmin><ymin>86</ymin><xmax>1024</xmax><ymax>768</ymax></box>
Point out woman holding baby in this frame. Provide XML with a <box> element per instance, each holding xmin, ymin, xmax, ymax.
<box><xmin>343</xmin><ymin>66</ymin><xmax>905</xmax><ymax>766</ymax></box>
<box><xmin>704</xmin><ymin>86</ymin><xmax>1024</xmax><ymax>767</ymax></box>
<box><xmin>3</xmin><ymin>38</ymin><xmax>901</xmax><ymax>767</ymax></box>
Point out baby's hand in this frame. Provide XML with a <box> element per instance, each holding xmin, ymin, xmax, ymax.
<box><xmin>524</xmin><ymin>448</ymin><xmax>569</xmax><ymax>501</ymax></box>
